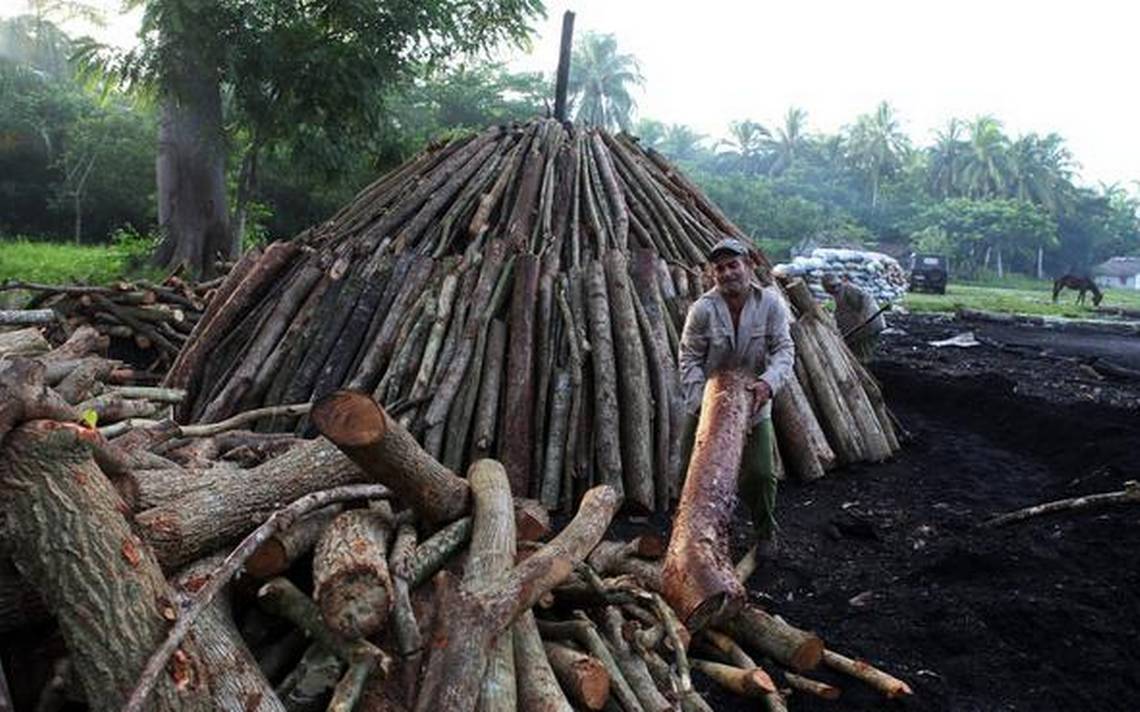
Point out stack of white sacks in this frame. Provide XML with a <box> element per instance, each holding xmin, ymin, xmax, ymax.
<box><xmin>774</xmin><ymin>248</ymin><xmax>909</xmax><ymax>302</ymax></box>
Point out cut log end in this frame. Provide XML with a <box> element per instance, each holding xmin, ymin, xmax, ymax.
<box><xmin>790</xmin><ymin>637</ymin><xmax>826</xmax><ymax>673</ymax></box>
<box><xmin>320</xmin><ymin>573</ymin><xmax>391</xmax><ymax>640</ymax></box>
<box><xmin>311</xmin><ymin>390</ymin><xmax>388</xmax><ymax>447</ymax></box>
<box><xmin>244</xmin><ymin>540</ymin><xmax>288</xmax><ymax>579</ymax></box>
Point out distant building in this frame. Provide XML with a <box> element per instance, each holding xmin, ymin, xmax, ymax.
<box><xmin>1092</xmin><ymin>256</ymin><xmax>1140</xmax><ymax>290</ymax></box>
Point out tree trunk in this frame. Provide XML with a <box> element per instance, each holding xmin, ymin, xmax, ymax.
<box><xmin>822</xmin><ymin>649</ymin><xmax>912</xmax><ymax>698</ymax></box>
<box><xmin>771</xmin><ymin>375</ymin><xmax>833</xmax><ymax>481</ymax></box>
<box><xmin>0</xmin><ymin>420</ymin><xmax>212</xmax><ymax>711</ymax></box>
<box><xmin>231</xmin><ymin>140</ymin><xmax>261</xmax><ymax>253</ymax></box>
<box><xmin>0</xmin><ymin>328</ymin><xmax>51</xmax><ymax>358</ymax></box>
<box><xmin>153</xmin><ymin>66</ymin><xmax>232</xmax><ymax>278</ymax></box>
<box><xmin>662</xmin><ymin>370</ymin><xmax>750</xmax><ymax>631</ymax></box>
<box><xmin>584</xmin><ymin>260</ymin><xmax>624</xmax><ymax>502</ymax></box>
<box><xmin>246</xmin><ymin>505</ymin><xmax>342</xmax><ymax>579</ymax></box>
<box><xmin>172</xmin><ymin>556</ymin><xmax>285</xmax><ymax>712</ymax></box>
<box><xmin>464</xmin><ymin>461</ymin><xmax>517</xmax><ymax>712</ymax></box>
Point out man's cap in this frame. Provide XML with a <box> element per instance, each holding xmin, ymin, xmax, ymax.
<box><xmin>708</xmin><ymin>237</ymin><xmax>750</xmax><ymax>262</ymax></box>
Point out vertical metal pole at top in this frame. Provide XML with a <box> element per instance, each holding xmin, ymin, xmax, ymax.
<box><xmin>553</xmin><ymin>10</ymin><xmax>576</xmax><ymax>122</ymax></box>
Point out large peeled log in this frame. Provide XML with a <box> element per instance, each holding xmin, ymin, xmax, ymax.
<box><xmin>662</xmin><ymin>369</ymin><xmax>751</xmax><ymax>631</ymax></box>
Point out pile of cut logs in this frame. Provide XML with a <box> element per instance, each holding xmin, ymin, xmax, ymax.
<box><xmin>163</xmin><ymin>118</ymin><xmax>899</xmax><ymax>516</ymax></box>
<box><xmin>1</xmin><ymin>273</ymin><xmax>217</xmax><ymax>370</ymax></box>
<box><xmin>0</xmin><ymin>324</ymin><xmax>185</xmax><ymax>428</ymax></box>
<box><xmin>0</xmin><ymin>340</ymin><xmax>911</xmax><ymax>711</ymax></box>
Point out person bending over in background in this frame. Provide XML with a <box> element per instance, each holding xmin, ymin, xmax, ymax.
<box><xmin>821</xmin><ymin>273</ymin><xmax>884</xmax><ymax>363</ymax></box>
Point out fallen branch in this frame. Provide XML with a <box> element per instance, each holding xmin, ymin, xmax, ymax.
<box><xmin>122</xmin><ymin>483</ymin><xmax>391</xmax><ymax>712</ymax></box>
<box><xmin>179</xmin><ymin>402</ymin><xmax>313</xmax><ymax>438</ymax></box>
<box><xmin>822</xmin><ymin>649</ymin><xmax>912</xmax><ymax>699</ymax></box>
<box><xmin>0</xmin><ymin>308</ymin><xmax>57</xmax><ymax>326</ymax></box>
<box><xmin>784</xmin><ymin>671</ymin><xmax>841</xmax><ymax>700</ymax></box>
<box><xmin>984</xmin><ymin>480</ymin><xmax>1140</xmax><ymax>527</ymax></box>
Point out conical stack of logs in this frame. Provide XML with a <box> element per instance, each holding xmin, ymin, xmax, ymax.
<box><xmin>164</xmin><ymin>118</ymin><xmax>899</xmax><ymax>512</ymax></box>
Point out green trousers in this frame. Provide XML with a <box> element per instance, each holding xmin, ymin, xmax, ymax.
<box><xmin>679</xmin><ymin>414</ymin><xmax>778</xmax><ymax>541</ymax></box>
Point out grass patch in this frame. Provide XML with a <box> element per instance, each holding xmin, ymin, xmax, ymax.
<box><xmin>902</xmin><ymin>281</ymin><xmax>1140</xmax><ymax>318</ymax></box>
<box><xmin>0</xmin><ymin>236</ymin><xmax>159</xmax><ymax>286</ymax></box>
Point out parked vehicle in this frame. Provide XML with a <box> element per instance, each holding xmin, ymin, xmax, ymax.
<box><xmin>909</xmin><ymin>254</ymin><xmax>948</xmax><ymax>294</ymax></box>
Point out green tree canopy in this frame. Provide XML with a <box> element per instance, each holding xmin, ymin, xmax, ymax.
<box><xmin>79</xmin><ymin>0</ymin><xmax>546</xmax><ymax>275</ymax></box>
<box><xmin>567</xmin><ymin>31</ymin><xmax>642</xmax><ymax>132</ymax></box>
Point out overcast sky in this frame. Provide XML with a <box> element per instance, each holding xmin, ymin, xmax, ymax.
<box><xmin>10</xmin><ymin>0</ymin><xmax>1138</xmax><ymax>191</ymax></box>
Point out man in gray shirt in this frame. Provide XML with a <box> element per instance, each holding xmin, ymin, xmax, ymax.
<box><xmin>678</xmin><ymin>237</ymin><xmax>795</xmax><ymax>557</ymax></box>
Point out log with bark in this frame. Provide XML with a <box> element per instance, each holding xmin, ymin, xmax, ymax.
<box><xmin>0</xmin><ymin>420</ymin><xmax>212</xmax><ymax>711</ymax></box>
<box><xmin>312</xmin><ymin>505</ymin><xmax>395</xmax><ymax>639</ymax></box>
<box><xmin>662</xmin><ymin>369</ymin><xmax>751</xmax><ymax>630</ymax></box>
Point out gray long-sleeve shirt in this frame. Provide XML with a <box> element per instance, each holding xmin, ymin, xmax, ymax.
<box><xmin>678</xmin><ymin>283</ymin><xmax>796</xmax><ymax>424</ymax></box>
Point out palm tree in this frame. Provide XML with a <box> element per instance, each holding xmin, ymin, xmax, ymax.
<box><xmin>1009</xmin><ymin>134</ymin><xmax>1074</xmax><ymax>277</ymax></box>
<box><xmin>768</xmin><ymin>106</ymin><xmax>807</xmax><ymax>177</ymax></box>
<box><xmin>846</xmin><ymin>101</ymin><xmax>909</xmax><ymax>210</ymax></box>
<box><xmin>567</xmin><ymin>32</ymin><xmax>643</xmax><ymax>132</ymax></box>
<box><xmin>1007</xmin><ymin>133</ymin><xmax>1074</xmax><ymax>212</ymax></box>
<box><xmin>960</xmin><ymin>115</ymin><xmax>1009</xmax><ymax>199</ymax></box>
<box><xmin>717</xmin><ymin>119</ymin><xmax>769</xmax><ymax>174</ymax></box>
<box><xmin>659</xmin><ymin>124</ymin><xmax>705</xmax><ymax>162</ymax></box>
<box><xmin>928</xmin><ymin>118</ymin><xmax>965</xmax><ymax>198</ymax></box>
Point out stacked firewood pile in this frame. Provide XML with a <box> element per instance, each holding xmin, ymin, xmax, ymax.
<box><xmin>163</xmin><ymin>118</ymin><xmax>899</xmax><ymax>514</ymax></box>
<box><xmin>0</xmin><ymin>323</ymin><xmax>187</xmax><ymax>429</ymax></box>
<box><xmin>0</xmin><ymin>353</ymin><xmax>912</xmax><ymax>711</ymax></box>
<box><xmin>1</xmin><ymin>274</ymin><xmax>218</xmax><ymax>370</ymax></box>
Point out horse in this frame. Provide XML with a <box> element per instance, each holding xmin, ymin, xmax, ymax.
<box><xmin>1052</xmin><ymin>274</ymin><xmax>1104</xmax><ymax>306</ymax></box>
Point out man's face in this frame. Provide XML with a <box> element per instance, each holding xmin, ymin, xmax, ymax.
<box><xmin>712</xmin><ymin>255</ymin><xmax>749</xmax><ymax>297</ymax></box>
<box><xmin>822</xmin><ymin>278</ymin><xmax>839</xmax><ymax>296</ymax></box>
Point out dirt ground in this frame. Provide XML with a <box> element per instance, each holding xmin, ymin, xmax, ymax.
<box><xmin>693</xmin><ymin>313</ymin><xmax>1140</xmax><ymax>711</ymax></box>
